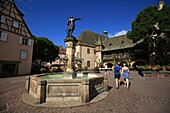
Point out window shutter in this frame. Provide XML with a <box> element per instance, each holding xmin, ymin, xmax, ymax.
<box><xmin>0</xmin><ymin>32</ymin><xmax>7</xmax><ymax>41</ymax></box>
<box><xmin>20</xmin><ymin>51</ymin><xmax>28</xmax><ymax>59</ymax></box>
<box><xmin>28</xmin><ymin>39</ymin><xmax>32</xmax><ymax>46</ymax></box>
<box><xmin>19</xmin><ymin>37</ymin><xmax>23</xmax><ymax>44</ymax></box>
<box><xmin>0</xmin><ymin>15</ymin><xmax>5</xmax><ymax>23</ymax></box>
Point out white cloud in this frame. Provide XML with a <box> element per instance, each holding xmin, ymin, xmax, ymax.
<box><xmin>108</xmin><ymin>33</ymin><xmax>114</xmax><ymax>38</ymax></box>
<box><xmin>114</xmin><ymin>30</ymin><xmax>128</xmax><ymax>37</ymax></box>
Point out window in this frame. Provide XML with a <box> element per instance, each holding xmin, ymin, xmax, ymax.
<box><xmin>121</xmin><ymin>41</ymin><xmax>125</xmax><ymax>47</ymax></box>
<box><xmin>0</xmin><ymin>15</ymin><xmax>5</xmax><ymax>23</ymax></box>
<box><xmin>0</xmin><ymin>31</ymin><xmax>8</xmax><ymax>41</ymax></box>
<box><xmin>87</xmin><ymin>48</ymin><xmax>90</xmax><ymax>54</ymax></box>
<box><xmin>20</xmin><ymin>50</ymin><xmax>28</xmax><ymax>60</ymax></box>
<box><xmin>0</xmin><ymin>0</ymin><xmax>4</xmax><ymax>7</ymax></box>
<box><xmin>87</xmin><ymin>61</ymin><xmax>90</xmax><ymax>67</ymax></box>
<box><xmin>22</xmin><ymin>38</ymin><xmax>28</xmax><ymax>45</ymax></box>
<box><xmin>96</xmin><ymin>56</ymin><xmax>98</xmax><ymax>59</ymax></box>
<box><xmin>19</xmin><ymin>37</ymin><xmax>32</xmax><ymax>46</ymax></box>
<box><xmin>13</xmin><ymin>20</ymin><xmax>19</xmax><ymax>28</ymax></box>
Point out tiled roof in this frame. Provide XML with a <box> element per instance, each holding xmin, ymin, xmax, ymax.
<box><xmin>59</xmin><ymin>46</ymin><xmax>66</xmax><ymax>54</ymax></box>
<box><xmin>77</xmin><ymin>30</ymin><xmax>143</xmax><ymax>51</ymax></box>
<box><xmin>102</xmin><ymin>35</ymin><xmax>134</xmax><ymax>51</ymax></box>
<box><xmin>77</xmin><ymin>30</ymin><xmax>107</xmax><ymax>44</ymax></box>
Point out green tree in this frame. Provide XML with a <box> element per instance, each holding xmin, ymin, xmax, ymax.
<box><xmin>128</xmin><ymin>5</ymin><xmax>170</xmax><ymax>42</ymax></box>
<box><xmin>128</xmin><ymin>5</ymin><xmax>170</xmax><ymax>65</ymax></box>
<box><xmin>33</xmin><ymin>37</ymin><xmax>59</xmax><ymax>63</ymax></box>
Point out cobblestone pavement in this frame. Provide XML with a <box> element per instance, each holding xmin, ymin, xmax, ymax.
<box><xmin>0</xmin><ymin>71</ymin><xmax>170</xmax><ymax>113</ymax></box>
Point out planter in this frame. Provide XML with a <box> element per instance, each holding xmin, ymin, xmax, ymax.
<box><xmin>142</xmin><ymin>71</ymin><xmax>170</xmax><ymax>78</ymax></box>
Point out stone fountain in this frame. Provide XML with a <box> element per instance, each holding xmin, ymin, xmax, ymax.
<box><xmin>23</xmin><ymin>17</ymin><xmax>108</xmax><ymax>107</ymax></box>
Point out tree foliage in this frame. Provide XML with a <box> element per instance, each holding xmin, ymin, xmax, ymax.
<box><xmin>128</xmin><ymin>5</ymin><xmax>170</xmax><ymax>65</ymax></box>
<box><xmin>32</xmin><ymin>37</ymin><xmax>59</xmax><ymax>63</ymax></box>
<box><xmin>128</xmin><ymin>5</ymin><xmax>170</xmax><ymax>42</ymax></box>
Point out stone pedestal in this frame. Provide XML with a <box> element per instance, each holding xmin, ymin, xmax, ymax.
<box><xmin>64</xmin><ymin>36</ymin><xmax>78</xmax><ymax>75</ymax></box>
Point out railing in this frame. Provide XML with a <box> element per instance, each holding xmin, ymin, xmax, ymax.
<box><xmin>103</xmin><ymin>54</ymin><xmax>130</xmax><ymax>60</ymax></box>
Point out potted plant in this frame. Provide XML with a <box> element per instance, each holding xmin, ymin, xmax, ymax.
<box><xmin>93</xmin><ymin>66</ymin><xmax>99</xmax><ymax>73</ymax></box>
<box><xmin>165</xmin><ymin>65</ymin><xmax>170</xmax><ymax>71</ymax></box>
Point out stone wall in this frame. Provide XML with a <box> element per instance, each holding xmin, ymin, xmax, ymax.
<box><xmin>26</xmin><ymin>74</ymin><xmax>108</xmax><ymax>104</ymax></box>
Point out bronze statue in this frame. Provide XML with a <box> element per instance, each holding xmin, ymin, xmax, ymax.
<box><xmin>66</xmin><ymin>16</ymin><xmax>82</xmax><ymax>37</ymax></box>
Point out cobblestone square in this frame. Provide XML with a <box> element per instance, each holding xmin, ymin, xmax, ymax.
<box><xmin>0</xmin><ymin>71</ymin><xmax>170</xmax><ymax>113</ymax></box>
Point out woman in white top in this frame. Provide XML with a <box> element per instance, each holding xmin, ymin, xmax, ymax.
<box><xmin>121</xmin><ymin>63</ymin><xmax>130</xmax><ymax>90</ymax></box>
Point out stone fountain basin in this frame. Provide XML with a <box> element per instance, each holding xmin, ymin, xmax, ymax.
<box><xmin>25</xmin><ymin>73</ymin><xmax>108</xmax><ymax>104</ymax></box>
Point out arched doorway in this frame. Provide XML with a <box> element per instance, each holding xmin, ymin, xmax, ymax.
<box><xmin>106</xmin><ymin>63</ymin><xmax>113</xmax><ymax>68</ymax></box>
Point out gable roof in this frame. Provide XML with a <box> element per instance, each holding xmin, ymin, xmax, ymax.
<box><xmin>77</xmin><ymin>30</ymin><xmax>107</xmax><ymax>45</ymax></box>
<box><xmin>77</xmin><ymin>30</ymin><xmax>138</xmax><ymax>51</ymax></box>
<box><xmin>13</xmin><ymin>0</ymin><xmax>33</xmax><ymax>38</ymax></box>
<box><xmin>1</xmin><ymin>0</ymin><xmax>33</xmax><ymax>39</ymax></box>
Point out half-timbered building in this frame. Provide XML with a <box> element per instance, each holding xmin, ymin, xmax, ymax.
<box><xmin>0</xmin><ymin>0</ymin><xmax>34</xmax><ymax>77</ymax></box>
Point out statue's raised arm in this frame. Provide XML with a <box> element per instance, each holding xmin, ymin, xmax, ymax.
<box><xmin>75</xmin><ymin>17</ymin><xmax>82</xmax><ymax>20</ymax></box>
<box><xmin>66</xmin><ymin>16</ymin><xmax>82</xmax><ymax>37</ymax></box>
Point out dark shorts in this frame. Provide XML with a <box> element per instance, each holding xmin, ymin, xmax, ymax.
<box><xmin>114</xmin><ymin>74</ymin><xmax>120</xmax><ymax>79</ymax></box>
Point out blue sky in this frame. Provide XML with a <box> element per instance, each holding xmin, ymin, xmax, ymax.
<box><xmin>14</xmin><ymin>0</ymin><xmax>170</xmax><ymax>47</ymax></box>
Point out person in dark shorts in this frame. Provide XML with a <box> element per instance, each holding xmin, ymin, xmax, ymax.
<box><xmin>112</xmin><ymin>63</ymin><xmax>121</xmax><ymax>89</ymax></box>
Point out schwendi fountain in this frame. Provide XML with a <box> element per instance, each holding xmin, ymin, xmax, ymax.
<box><xmin>23</xmin><ymin>17</ymin><xmax>108</xmax><ymax>107</ymax></box>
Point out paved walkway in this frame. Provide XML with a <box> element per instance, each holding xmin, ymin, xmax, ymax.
<box><xmin>0</xmin><ymin>71</ymin><xmax>170</xmax><ymax>113</ymax></box>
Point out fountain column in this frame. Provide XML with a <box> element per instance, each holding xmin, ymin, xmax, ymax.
<box><xmin>64</xmin><ymin>36</ymin><xmax>78</xmax><ymax>74</ymax></box>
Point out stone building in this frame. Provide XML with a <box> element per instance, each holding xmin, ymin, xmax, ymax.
<box><xmin>75</xmin><ymin>30</ymin><xmax>148</xmax><ymax>69</ymax></box>
<box><xmin>76</xmin><ymin>30</ymin><xmax>107</xmax><ymax>69</ymax></box>
<box><xmin>0</xmin><ymin>0</ymin><xmax>34</xmax><ymax>77</ymax></box>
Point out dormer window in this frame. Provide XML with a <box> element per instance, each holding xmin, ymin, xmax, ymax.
<box><xmin>13</xmin><ymin>20</ymin><xmax>19</xmax><ymax>28</ymax></box>
<box><xmin>109</xmin><ymin>43</ymin><xmax>112</xmax><ymax>49</ymax></box>
<box><xmin>121</xmin><ymin>41</ymin><xmax>125</xmax><ymax>47</ymax></box>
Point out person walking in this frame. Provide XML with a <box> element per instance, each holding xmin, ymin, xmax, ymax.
<box><xmin>121</xmin><ymin>63</ymin><xmax>130</xmax><ymax>90</ymax></box>
<box><xmin>112</xmin><ymin>63</ymin><xmax>121</xmax><ymax>89</ymax></box>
